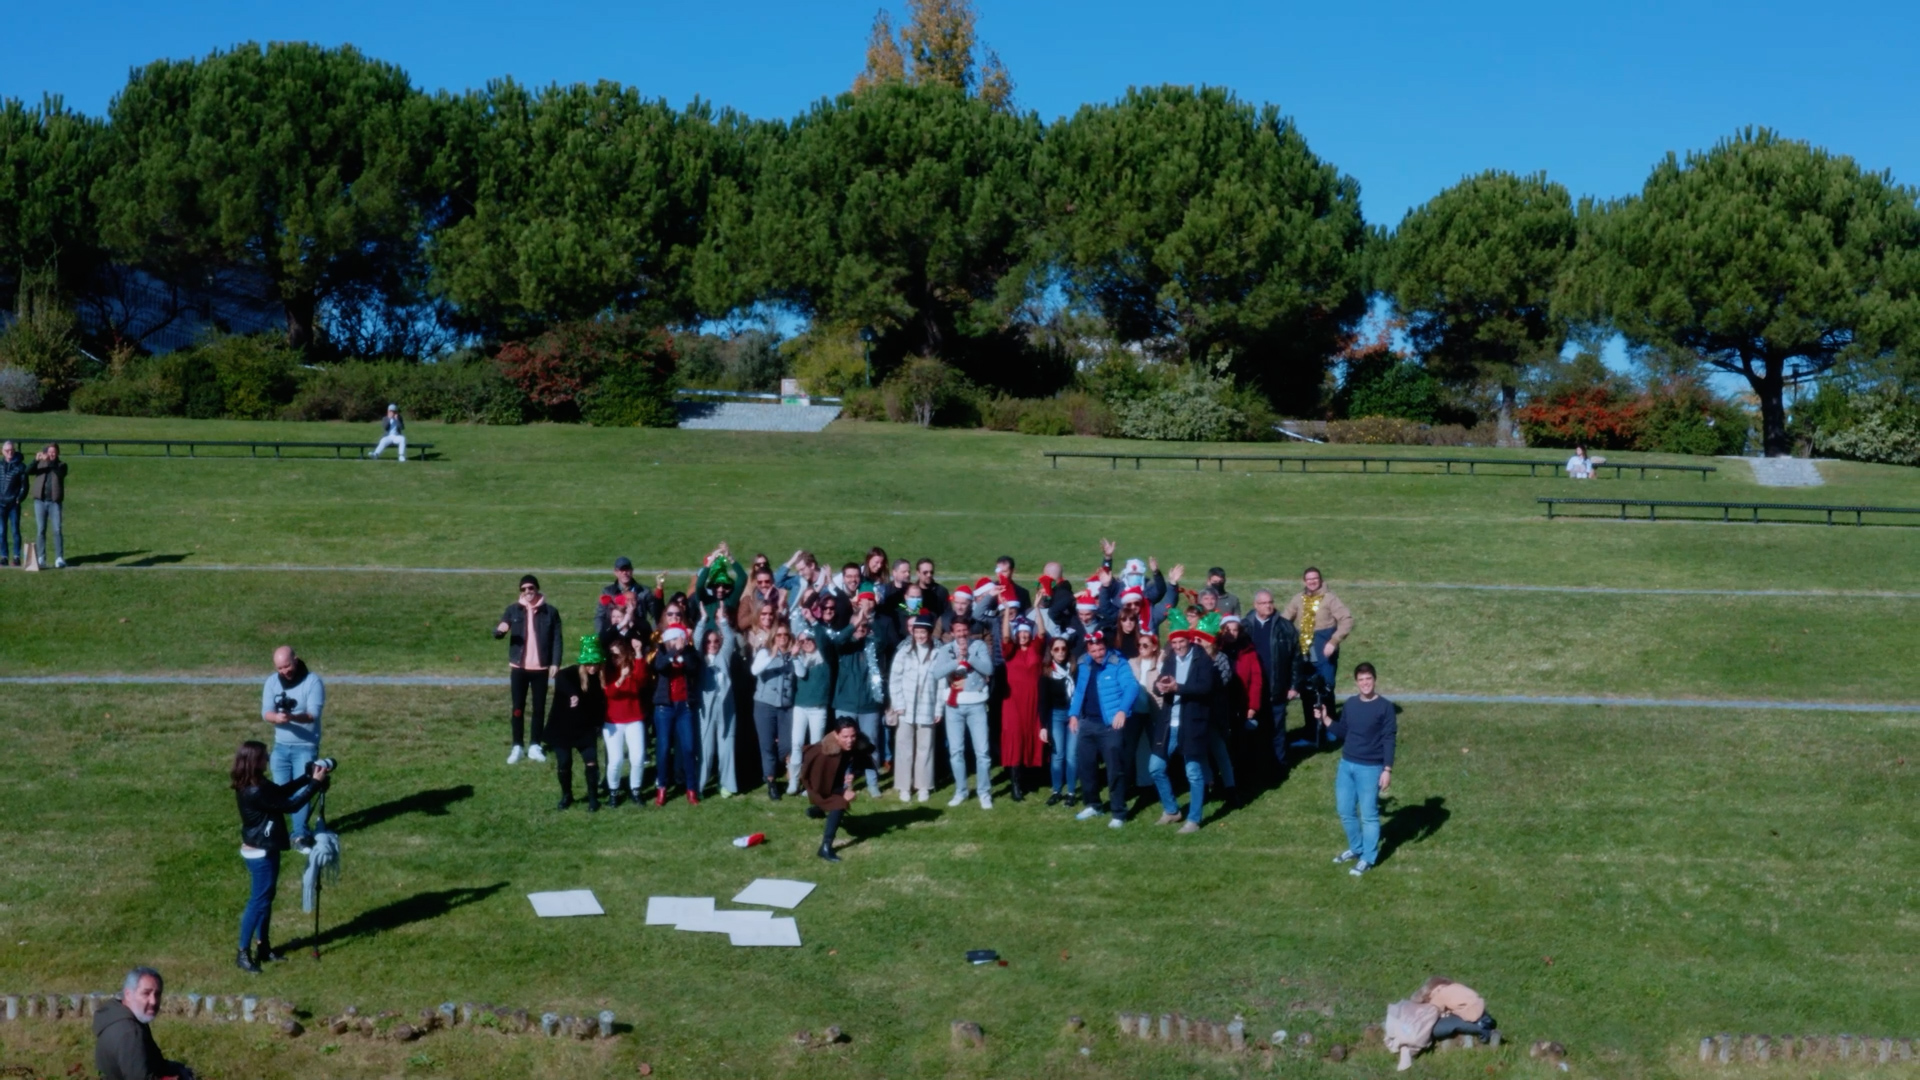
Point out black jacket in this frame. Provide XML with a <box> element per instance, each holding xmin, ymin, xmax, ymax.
<box><xmin>546</xmin><ymin>665</ymin><xmax>607</xmax><ymax>748</ymax></box>
<box><xmin>1150</xmin><ymin>649</ymin><xmax>1219</xmax><ymax>760</ymax></box>
<box><xmin>650</xmin><ymin>643</ymin><xmax>705</xmax><ymax>707</ymax></box>
<box><xmin>496</xmin><ymin>600</ymin><xmax>562</xmax><ymax>669</ymax></box>
<box><xmin>237</xmin><ymin>773</ymin><xmax>325</xmax><ymax>850</ymax></box>
<box><xmin>1242</xmin><ymin>612</ymin><xmax>1299</xmax><ymax>704</ymax></box>
<box><xmin>595</xmin><ymin>580</ymin><xmax>658</xmax><ymax>636</ymax></box>
<box><xmin>93</xmin><ymin>999</ymin><xmax>177</xmax><ymax>1080</ymax></box>
<box><xmin>0</xmin><ymin>452</ymin><xmax>25</xmax><ymax>504</ymax></box>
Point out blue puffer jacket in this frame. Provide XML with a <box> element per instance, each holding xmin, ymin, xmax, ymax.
<box><xmin>1068</xmin><ymin>654</ymin><xmax>1140</xmax><ymax>727</ymax></box>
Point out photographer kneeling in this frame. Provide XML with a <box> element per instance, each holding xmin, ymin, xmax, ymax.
<box><xmin>231</xmin><ymin>740</ymin><xmax>329</xmax><ymax>973</ymax></box>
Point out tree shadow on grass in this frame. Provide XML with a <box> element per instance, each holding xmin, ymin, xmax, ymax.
<box><xmin>330</xmin><ymin>785</ymin><xmax>474</xmax><ymax>835</ymax></box>
<box><xmin>284</xmin><ymin>882</ymin><xmax>506</xmax><ymax>952</ymax></box>
<box><xmin>1379</xmin><ymin>795</ymin><xmax>1449</xmax><ymax>866</ymax></box>
<box><xmin>848</xmin><ymin>806</ymin><xmax>941</xmax><ymax>846</ymax></box>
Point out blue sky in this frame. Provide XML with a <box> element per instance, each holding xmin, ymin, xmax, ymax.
<box><xmin>7</xmin><ymin>0</ymin><xmax>1915</xmax><ymax>229</ymax></box>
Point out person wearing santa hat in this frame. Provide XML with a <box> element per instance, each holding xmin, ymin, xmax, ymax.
<box><xmin>649</xmin><ymin>621</ymin><xmax>703</xmax><ymax>805</ymax></box>
<box><xmin>998</xmin><ymin>606</ymin><xmax>1049</xmax><ymax>801</ymax></box>
<box><xmin>1151</xmin><ymin>620</ymin><xmax>1220</xmax><ymax>832</ymax></box>
<box><xmin>1068</xmin><ymin>630</ymin><xmax>1141</xmax><ymax>828</ymax></box>
<box><xmin>936</xmin><ymin>583</ymin><xmax>987</xmax><ymax>644</ymax></box>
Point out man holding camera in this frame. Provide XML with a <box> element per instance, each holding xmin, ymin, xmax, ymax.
<box><xmin>260</xmin><ymin>645</ymin><xmax>326</xmax><ymax>851</ymax></box>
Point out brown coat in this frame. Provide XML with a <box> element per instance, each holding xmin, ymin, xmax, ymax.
<box><xmin>801</xmin><ymin>738</ymin><xmax>868</xmax><ymax>811</ymax></box>
<box><xmin>1281</xmin><ymin>589</ymin><xmax>1354</xmax><ymax>644</ymax></box>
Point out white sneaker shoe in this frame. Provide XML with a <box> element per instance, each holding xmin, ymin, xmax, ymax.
<box><xmin>1075</xmin><ymin>806</ymin><xmax>1100</xmax><ymax>821</ymax></box>
<box><xmin>898</xmin><ymin>789</ymin><xmax>912</xmax><ymax>803</ymax></box>
<box><xmin>1108</xmin><ymin>816</ymin><xmax>1125</xmax><ymax>829</ymax></box>
<box><xmin>527</xmin><ymin>744</ymin><xmax>547</xmax><ymax>762</ymax></box>
<box><xmin>53</xmin><ymin>558</ymin><xmax>66</xmax><ymax>569</ymax></box>
<box><xmin>1349</xmin><ymin>860</ymin><xmax>1372</xmax><ymax>877</ymax></box>
<box><xmin>507</xmin><ymin>745</ymin><xmax>523</xmax><ymax>765</ymax></box>
<box><xmin>1333</xmin><ymin>849</ymin><xmax>1358</xmax><ymax>865</ymax></box>
<box><xmin>948</xmin><ymin>790</ymin><xmax>969</xmax><ymax>807</ymax></box>
<box><xmin>786</xmin><ymin>779</ymin><xmax>800</xmax><ymax>796</ymax></box>
<box><xmin>978</xmin><ymin>792</ymin><xmax>993</xmax><ymax>809</ymax></box>
<box><xmin>916</xmin><ymin>790</ymin><xmax>930</xmax><ymax>803</ymax></box>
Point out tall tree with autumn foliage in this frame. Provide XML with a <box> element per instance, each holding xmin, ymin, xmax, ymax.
<box><xmin>854</xmin><ymin>0</ymin><xmax>1014</xmax><ymax>111</ymax></box>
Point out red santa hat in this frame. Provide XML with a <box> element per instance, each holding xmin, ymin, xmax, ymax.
<box><xmin>1075</xmin><ymin>591</ymin><xmax>1099</xmax><ymax>613</ymax></box>
<box><xmin>973</xmin><ymin>576</ymin><xmax>998</xmax><ymax>597</ymax></box>
<box><xmin>1118</xmin><ymin>585</ymin><xmax>1146</xmax><ymax>607</ymax></box>
<box><xmin>951</xmin><ymin>585</ymin><xmax>974</xmax><ymax>603</ymax></box>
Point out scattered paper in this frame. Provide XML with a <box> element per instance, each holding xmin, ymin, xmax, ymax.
<box><xmin>731</xmin><ymin>878</ymin><xmax>817</xmax><ymax>909</ymax></box>
<box><xmin>528</xmin><ymin>890</ymin><xmax>604</xmax><ymax>917</ymax></box>
<box><xmin>729</xmin><ymin>916</ymin><xmax>801</xmax><ymax>947</ymax></box>
<box><xmin>645</xmin><ymin>896</ymin><xmax>715</xmax><ymax>926</ymax></box>
<box><xmin>677</xmin><ymin>909</ymin><xmax>774</xmax><ymax>935</ymax></box>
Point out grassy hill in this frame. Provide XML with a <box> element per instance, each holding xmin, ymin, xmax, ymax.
<box><xmin>0</xmin><ymin>415</ymin><xmax>1914</xmax><ymax>1079</ymax></box>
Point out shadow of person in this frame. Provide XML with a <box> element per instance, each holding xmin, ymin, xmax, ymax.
<box><xmin>1378</xmin><ymin>795</ymin><xmax>1449</xmax><ymax>865</ymax></box>
<box><xmin>126</xmin><ymin>553</ymin><xmax>189</xmax><ymax>566</ymax></box>
<box><xmin>329</xmin><ymin>785</ymin><xmax>475</xmax><ymax>835</ymax></box>
<box><xmin>846</xmin><ymin>806</ymin><xmax>940</xmax><ymax>845</ymax></box>
<box><xmin>283</xmin><ymin>882</ymin><xmax>506</xmax><ymax>952</ymax></box>
<box><xmin>64</xmin><ymin>550</ymin><xmax>148</xmax><ymax>566</ymax></box>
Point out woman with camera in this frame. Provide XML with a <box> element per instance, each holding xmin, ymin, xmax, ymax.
<box><xmin>231</xmin><ymin>740</ymin><xmax>329</xmax><ymax>973</ymax></box>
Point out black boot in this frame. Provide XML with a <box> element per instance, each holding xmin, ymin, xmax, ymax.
<box><xmin>818</xmin><ymin>808</ymin><xmax>843</xmax><ymax>861</ymax></box>
<box><xmin>1046</xmin><ymin>790</ymin><xmax>1063</xmax><ymax>806</ymax></box>
<box><xmin>768</xmin><ymin>780</ymin><xmax>782</xmax><ymax>801</ymax></box>
<box><xmin>608</xmin><ymin>789</ymin><xmax>623</xmax><ymax>808</ymax></box>
<box><xmin>236</xmin><ymin>949</ymin><xmax>261</xmax><ymax>974</ymax></box>
<box><xmin>818</xmin><ymin>843</ymin><xmax>842</xmax><ymax>863</ymax></box>
<box><xmin>587</xmin><ymin>793</ymin><xmax>600</xmax><ymax>812</ymax></box>
<box><xmin>256</xmin><ymin>943</ymin><xmax>287</xmax><ymax>963</ymax></box>
<box><xmin>556</xmin><ymin>795</ymin><xmax>573</xmax><ymax>811</ymax></box>
<box><xmin>1009</xmin><ymin>768</ymin><xmax>1026</xmax><ymax>802</ymax></box>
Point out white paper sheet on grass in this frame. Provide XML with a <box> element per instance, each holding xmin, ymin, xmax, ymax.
<box><xmin>731</xmin><ymin>878</ymin><xmax>817</xmax><ymax>909</ymax></box>
<box><xmin>645</xmin><ymin>896</ymin><xmax>715</xmax><ymax>926</ymax></box>
<box><xmin>729</xmin><ymin>916</ymin><xmax>801</xmax><ymax>947</ymax></box>
<box><xmin>527</xmin><ymin>890</ymin><xmax>604</xmax><ymax>917</ymax></box>
<box><xmin>676</xmin><ymin>909</ymin><xmax>774</xmax><ymax>935</ymax></box>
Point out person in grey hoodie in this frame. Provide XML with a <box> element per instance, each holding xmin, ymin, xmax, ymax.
<box><xmin>693</xmin><ymin>611</ymin><xmax>740</xmax><ymax>796</ymax></box>
<box><xmin>749</xmin><ymin>621</ymin><xmax>798</xmax><ymax>800</ymax></box>
<box><xmin>94</xmin><ymin>967</ymin><xmax>193</xmax><ymax>1080</ymax></box>
<box><xmin>931</xmin><ymin>619</ymin><xmax>996</xmax><ymax>808</ymax></box>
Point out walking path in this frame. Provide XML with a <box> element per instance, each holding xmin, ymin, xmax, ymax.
<box><xmin>674</xmin><ymin>401</ymin><xmax>841</xmax><ymax>432</ymax></box>
<box><xmin>1743</xmin><ymin>457</ymin><xmax>1825</xmax><ymax>486</ymax></box>
<box><xmin>53</xmin><ymin>562</ymin><xmax>1920</xmax><ymax>599</ymax></box>
<box><xmin>4</xmin><ymin>673</ymin><xmax>1914</xmax><ymax>712</ymax></box>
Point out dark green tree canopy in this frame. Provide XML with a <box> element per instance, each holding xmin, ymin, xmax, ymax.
<box><xmin>430</xmin><ymin>80</ymin><xmax>745</xmax><ymax>338</ymax></box>
<box><xmin>1040</xmin><ymin>85</ymin><xmax>1367</xmax><ymax>412</ymax></box>
<box><xmin>0</xmin><ymin>96</ymin><xmax>104</xmax><ymax>304</ymax></box>
<box><xmin>93</xmin><ymin>42</ymin><xmax>436</xmax><ymax>350</ymax></box>
<box><xmin>1565</xmin><ymin>128</ymin><xmax>1920</xmax><ymax>454</ymax></box>
<box><xmin>1384</xmin><ymin>170</ymin><xmax>1576</xmax><ymax>442</ymax></box>
<box><xmin>703</xmin><ymin>82</ymin><xmax>1042</xmax><ymax>378</ymax></box>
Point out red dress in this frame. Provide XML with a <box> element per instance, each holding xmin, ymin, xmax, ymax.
<box><xmin>1000</xmin><ymin>635</ymin><xmax>1046</xmax><ymax>767</ymax></box>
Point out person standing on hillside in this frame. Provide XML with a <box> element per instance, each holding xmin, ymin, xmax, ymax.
<box><xmin>932</xmin><ymin>618</ymin><xmax>996</xmax><ymax>808</ymax></box>
<box><xmin>1283</xmin><ymin>567</ymin><xmax>1353</xmax><ymax>746</ymax></box>
<box><xmin>602</xmin><ymin>638</ymin><xmax>649</xmax><ymax>806</ymax></box>
<box><xmin>28</xmin><ymin>442</ymin><xmax>66</xmax><ymax>568</ymax></box>
<box><xmin>496</xmin><ymin>575</ymin><xmax>560</xmax><ymax>765</ymax></box>
<box><xmin>368</xmin><ymin>404</ymin><xmax>407</xmax><ymax>461</ymax></box>
<box><xmin>1069</xmin><ymin>631</ymin><xmax>1141</xmax><ymax>829</ymax></box>
<box><xmin>548</xmin><ymin>637</ymin><xmax>608</xmax><ymax>811</ymax></box>
<box><xmin>829</xmin><ymin>586</ymin><xmax>895</xmax><ymax>800</ymax></box>
<box><xmin>1202</xmin><ymin>566</ymin><xmax>1241</xmax><ymax>616</ymax></box>
<box><xmin>1330</xmin><ymin>662</ymin><xmax>1395</xmax><ymax>877</ymax></box>
<box><xmin>1244</xmin><ymin>589</ymin><xmax>1299</xmax><ymax>770</ymax></box>
<box><xmin>886</xmin><ymin>614</ymin><xmax>942</xmax><ymax>802</ymax></box>
<box><xmin>0</xmin><ymin>440</ymin><xmax>25</xmax><ymax>567</ymax></box>
<box><xmin>259</xmin><ymin>646</ymin><xmax>327</xmax><ymax>851</ymax></box>
<box><xmin>998</xmin><ymin>609</ymin><xmax>1049</xmax><ymax>801</ymax></box>
<box><xmin>597</xmin><ymin>556</ymin><xmax>657</xmax><ymax>643</ymax></box>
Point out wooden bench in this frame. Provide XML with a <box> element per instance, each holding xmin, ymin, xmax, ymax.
<box><xmin>1539</xmin><ymin>497</ymin><xmax>1920</xmax><ymax>525</ymax></box>
<box><xmin>1043</xmin><ymin>451</ymin><xmax>1714</xmax><ymax>479</ymax></box>
<box><xmin>2</xmin><ymin>438</ymin><xmax>435</xmax><ymax>460</ymax></box>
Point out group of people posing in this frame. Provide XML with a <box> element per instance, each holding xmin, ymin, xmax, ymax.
<box><xmin>493</xmin><ymin>541</ymin><xmax>1398</xmax><ymax>870</ymax></box>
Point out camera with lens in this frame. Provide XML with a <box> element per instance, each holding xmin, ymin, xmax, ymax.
<box><xmin>308</xmin><ymin>757</ymin><xmax>338</xmax><ymax>776</ymax></box>
<box><xmin>272</xmin><ymin>692</ymin><xmax>298</xmax><ymax>715</ymax></box>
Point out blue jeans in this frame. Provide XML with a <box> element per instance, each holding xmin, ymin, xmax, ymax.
<box><xmin>238</xmin><ymin>850</ymin><xmax>281</xmax><ymax>953</ymax></box>
<box><xmin>944</xmin><ymin>702</ymin><xmax>991</xmax><ymax>796</ymax></box>
<box><xmin>655</xmin><ymin>701</ymin><xmax>698</xmax><ymax>792</ymax></box>
<box><xmin>1047</xmin><ymin>709</ymin><xmax>1079</xmax><ymax>794</ymax></box>
<box><xmin>34</xmin><ymin>500</ymin><xmax>61</xmax><ymax>562</ymax></box>
<box><xmin>855</xmin><ymin>711</ymin><xmax>883</xmax><ymax>796</ymax></box>
<box><xmin>270</xmin><ymin>742</ymin><xmax>321</xmax><ymax>842</ymax></box>
<box><xmin>1148</xmin><ymin>751</ymin><xmax>1210</xmax><ymax>822</ymax></box>
<box><xmin>0</xmin><ymin>501</ymin><xmax>20</xmax><ymax>561</ymax></box>
<box><xmin>1334</xmin><ymin>758</ymin><xmax>1384</xmax><ymax>864</ymax></box>
<box><xmin>1310</xmin><ymin>628</ymin><xmax>1338</xmax><ymax>694</ymax></box>
<box><xmin>1208</xmin><ymin>730</ymin><xmax>1236</xmax><ymax>789</ymax></box>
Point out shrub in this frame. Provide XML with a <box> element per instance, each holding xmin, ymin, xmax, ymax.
<box><xmin>1517</xmin><ymin>388</ymin><xmax>1647</xmax><ymax>450</ymax></box>
<box><xmin>838</xmin><ymin>387</ymin><xmax>885</xmax><ymax>420</ymax></box>
<box><xmin>283</xmin><ymin>357</ymin><xmax>525</xmax><ymax>425</ymax></box>
<box><xmin>0</xmin><ymin>273</ymin><xmax>89</xmax><ymax>408</ymax></box>
<box><xmin>783</xmin><ymin>325</ymin><xmax>869</xmax><ymax>398</ymax></box>
<box><xmin>1110</xmin><ymin>368</ymin><xmax>1245</xmax><ymax>442</ymax></box>
<box><xmin>193</xmin><ymin>333</ymin><xmax>301</xmax><ymax>420</ymax></box>
<box><xmin>1062</xmin><ymin>391</ymin><xmax>1116</xmax><ymax>437</ymax></box>
<box><xmin>981</xmin><ymin>394</ymin><xmax>1024</xmax><ymax>431</ymax></box>
<box><xmin>0</xmin><ymin>365</ymin><xmax>43</xmax><ymax>411</ymax></box>
<box><xmin>675</xmin><ymin>330</ymin><xmax>787</xmax><ymax>392</ymax></box>
<box><xmin>1637</xmin><ymin>382</ymin><xmax>1748</xmax><ymax>456</ymax></box>
<box><xmin>1344</xmin><ymin>358</ymin><xmax>1443</xmax><ymax>423</ymax></box>
<box><xmin>1326</xmin><ymin>416</ymin><xmax>1431</xmax><ymax>445</ymax></box>
<box><xmin>1815</xmin><ymin>391</ymin><xmax>1920</xmax><ymax>466</ymax></box>
<box><xmin>497</xmin><ymin>315</ymin><xmax>677</xmax><ymax>426</ymax></box>
<box><xmin>881</xmin><ymin>357</ymin><xmax>966</xmax><ymax>427</ymax></box>
<box><xmin>1015</xmin><ymin>398</ymin><xmax>1073</xmax><ymax>436</ymax></box>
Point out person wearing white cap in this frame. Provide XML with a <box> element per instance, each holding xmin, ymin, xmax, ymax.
<box><xmin>368</xmin><ymin>404</ymin><xmax>407</xmax><ymax>461</ymax></box>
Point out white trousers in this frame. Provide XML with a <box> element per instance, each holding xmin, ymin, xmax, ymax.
<box><xmin>893</xmin><ymin>721</ymin><xmax>938</xmax><ymax>794</ymax></box>
<box><xmin>370</xmin><ymin>433</ymin><xmax>407</xmax><ymax>460</ymax></box>
<box><xmin>602</xmin><ymin>721</ymin><xmax>646</xmax><ymax>791</ymax></box>
<box><xmin>787</xmin><ymin>706</ymin><xmax>829</xmax><ymax>779</ymax></box>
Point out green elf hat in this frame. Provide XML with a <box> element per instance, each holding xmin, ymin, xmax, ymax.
<box><xmin>576</xmin><ymin>634</ymin><xmax>606</xmax><ymax>665</ymax></box>
<box><xmin>1194</xmin><ymin>612</ymin><xmax>1221</xmax><ymax>645</ymax></box>
<box><xmin>1166</xmin><ymin>609</ymin><xmax>1220</xmax><ymax>645</ymax></box>
<box><xmin>705</xmin><ymin>555</ymin><xmax>735</xmax><ymax>591</ymax></box>
<box><xmin>854</xmin><ymin>582</ymin><xmax>878</xmax><ymax>606</ymax></box>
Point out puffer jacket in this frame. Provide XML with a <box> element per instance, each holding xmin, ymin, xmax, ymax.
<box><xmin>888</xmin><ymin>642</ymin><xmax>943</xmax><ymax>726</ymax></box>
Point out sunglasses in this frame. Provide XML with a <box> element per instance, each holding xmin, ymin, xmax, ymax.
<box><xmin>519</xmin><ymin>585</ymin><xmax>538</xmax><ymax>593</ymax></box>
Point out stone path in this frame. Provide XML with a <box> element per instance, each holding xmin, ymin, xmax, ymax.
<box><xmin>5</xmin><ymin>674</ymin><xmax>1914</xmax><ymax>712</ymax></box>
<box><xmin>675</xmin><ymin>401</ymin><xmax>841</xmax><ymax>432</ymax></box>
<box><xmin>1743</xmin><ymin>457</ymin><xmax>1824</xmax><ymax>486</ymax></box>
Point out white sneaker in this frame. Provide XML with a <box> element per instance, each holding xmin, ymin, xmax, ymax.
<box><xmin>898</xmin><ymin>789</ymin><xmax>912</xmax><ymax>803</ymax></box>
<box><xmin>1349</xmin><ymin>860</ymin><xmax>1372</xmax><ymax>877</ymax></box>
<box><xmin>786</xmin><ymin>779</ymin><xmax>800</xmax><ymax>796</ymax></box>
<box><xmin>1108</xmin><ymin>816</ymin><xmax>1125</xmax><ymax>829</ymax></box>
<box><xmin>916</xmin><ymin>790</ymin><xmax>930</xmax><ymax>803</ymax></box>
<box><xmin>948</xmin><ymin>790</ymin><xmax>969</xmax><ymax>807</ymax></box>
<box><xmin>978</xmin><ymin>792</ymin><xmax>993</xmax><ymax>809</ymax></box>
<box><xmin>53</xmin><ymin>558</ymin><xmax>66</xmax><ymax>569</ymax></box>
<box><xmin>507</xmin><ymin>745</ymin><xmax>523</xmax><ymax>765</ymax></box>
<box><xmin>1075</xmin><ymin>806</ymin><xmax>1100</xmax><ymax>821</ymax></box>
<box><xmin>527</xmin><ymin>745</ymin><xmax>547</xmax><ymax>762</ymax></box>
<box><xmin>1333</xmin><ymin>849</ymin><xmax>1358</xmax><ymax>865</ymax></box>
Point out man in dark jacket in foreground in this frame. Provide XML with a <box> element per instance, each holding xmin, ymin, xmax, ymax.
<box><xmin>95</xmin><ymin>966</ymin><xmax>194</xmax><ymax>1080</ymax></box>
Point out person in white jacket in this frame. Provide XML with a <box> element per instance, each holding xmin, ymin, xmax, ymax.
<box><xmin>887</xmin><ymin>615</ymin><xmax>943</xmax><ymax>802</ymax></box>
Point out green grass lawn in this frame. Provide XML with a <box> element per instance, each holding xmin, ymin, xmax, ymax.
<box><xmin>0</xmin><ymin>416</ymin><xmax>1916</xmax><ymax>1079</ymax></box>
